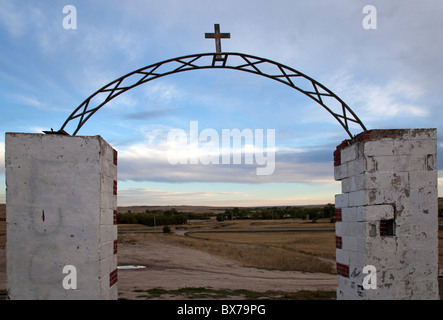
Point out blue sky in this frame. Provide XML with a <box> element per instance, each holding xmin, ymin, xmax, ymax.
<box><xmin>1</xmin><ymin>0</ymin><xmax>442</xmax><ymax>206</ymax></box>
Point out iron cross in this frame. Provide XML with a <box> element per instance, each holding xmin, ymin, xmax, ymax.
<box><xmin>205</xmin><ymin>24</ymin><xmax>230</xmax><ymax>57</ymax></box>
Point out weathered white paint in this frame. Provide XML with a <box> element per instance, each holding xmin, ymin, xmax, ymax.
<box><xmin>334</xmin><ymin>129</ymin><xmax>439</xmax><ymax>300</ymax></box>
<box><xmin>5</xmin><ymin>133</ymin><xmax>117</xmax><ymax>300</ymax></box>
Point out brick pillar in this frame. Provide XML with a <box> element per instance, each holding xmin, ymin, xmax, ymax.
<box><xmin>334</xmin><ymin>129</ymin><xmax>439</xmax><ymax>300</ymax></box>
<box><xmin>5</xmin><ymin>133</ymin><xmax>118</xmax><ymax>299</ymax></box>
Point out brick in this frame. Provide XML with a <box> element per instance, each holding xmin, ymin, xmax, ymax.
<box><xmin>336</xmin><ymin>262</ymin><xmax>350</xmax><ymax>278</ymax></box>
<box><xmin>336</xmin><ymin>140</ymin><xmax>350</xmax><ymax>151</ymax></box>
<box><xmin>114</xmin><ymin>239</ymin><xmax>118</xmax><ymax>255</ymax></box>
<box><xmin>336</xmin><ymin>248</ymin><xmax>350</xmax><ymax>265</ymax></box>
<box><xmin>365</xmin><ymin>172</ymin><xmax>409</xmax><ymax>190</ymax></box>
<box><xmin>338</xmin><ymin>221</ymin><xmax>350</xmax><ymax>236</ymax></box>
<box><xmin>342</xmin><ymin>174</ymin><xmax>365</xmax><ymax>193</ymax></box>
<box><xmin>335</xmin><ymin>193</ymin><xmax>349</xmax><ymax>208</ymax></box>
<box><xmin>354</xmin><ymin>130</ymin><xmax>372</xmax><ymax>142</ymax></box>
<box><xmin>109</xmin><ymin>268</ymin><xmax>118</xmax><ymax>287</ymax></box>
<box><xmin>100</xmin><ymin>225</ymin><xmax>117</xmax><ymax>243</ymax></box>
<box><xmin>349</xmin><ymin>251</ymin><xmax>366</xmax><ymax>267</ymax></box>
<box><xmin>342</xmin><ymin>236</ymin><xmax>357</xmax><ymax>251</ymax></box>
<box><xmin>337</xmin><ymin>221</ymin><xmax>366</xmax><ymax>237</ymax></box>
<box><xmin>347</xmin><ymin>190</ymin><xmax>366</xmax><ymax>207</ymax></box>
<box><xmin>363</xmin><ymin>205</ymin><xmax>395</xmax><ymax>221</ymax></box>
<box><xmin>347</xmin><ymin>158</ymin><xmax>365</xmax><ymax>176</ymax></box>
<box><xmin>113</xmin><ymin>180</ymin><xmax>117</xmax><ymax>195</ymax></box>
<box><xmin>359</xmin><ymin>129</ymin><xmax>436</xmax><ymax>141</ymax></box>
<box><xmin>100</xmin><ymin>208</ymin><xmax>114</xmax><ymax>226</ymax></box>
<box><xmin>355</xmin><ymin>237</ymin><xmax>367</xmax><ymax>252</ymax></box>
<box><xmin>100</xmin><ymin>255</ymin><xmax>117</xmax><ymax>278</ymax></box>
<box><xmin>355</xmin><ymin>207</ymin><xmax>365</xmax><ymax>222</ymax></box>
<box><xmin>375</xmin><ymin>155</ymin><xmax>427</xmax><ymax>172</ymax></box>
<box><xmin>397</xmin><ymin>129</ymin><xmax>436</xmax><ymax>141</ymax></box>
<box><xmin>341</xmin><ymin>144</ymin><xmax>358</xmax><ymax>163</ymax></box>
<box><xmin>349</xmin><ymin>222</ymin><xmax>366</xmax><ymax>237</ymax></box>
<box><xmin>100</xmin><ymin>194</ymin><xmax>117</xmax><ymax>211</ymax></box>
<box><xmin>99</xmin><ymin>241</ymin><xmax>114</xmax><ymax>260</ymax></box>
<box><xmin>366</xmin><ymin>188</ymin><xmax>396</xmax><ymax>206</ymax></box>
<box><xmin>363</xmin><ymin>140</ymin><xmax>394</xmax><ymax>157</ymax></box>
<box><xmin>334</xmin><ymin>141</ymin><xmax>352</xmax><ymax>167</ymax></box>
<box><xmin>113</xmin><ymin>149</ymin><xmax>118</xmax><ymax>166</ymax></box>
<box><xmin>336</xmin><ymin>236</ymin><xmax>342</xmax><ymax>249</ymax></box>
<box><xmin>333</xmin><ymin>149</ymin><xmax>341</xmax><ymax>167</ymax></box>
<box><xmin>335</xmin><ymin>221</ymin><xmax>344</xmax><ymax>236</ymax></box>
<box><xmin>334</xmin><ymin>163</ymin><xmax>348</xmax><ymax>180</ymax></box>
<box><xmin>335</xmin><ymin>208</ymin><xmax>342</xmax><ymax>222</ymax></box>
<box><xmin>341</xmin><ymin>207</ymin><xmax>357</xmax><ymax>222</ymax></box>
<box><xmin>364</xmin><ymin>156</ymin><xmax>378</xmax><ymax>173</ymax></box>
<box><xmin>392</xmin><ymin>139</ymin><xmax>437</xmax><ymax>156</ymax></box>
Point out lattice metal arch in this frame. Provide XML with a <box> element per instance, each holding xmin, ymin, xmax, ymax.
<box><xmin>56</xmin><ymin>52</ymin><xmax>367</xmax><ymax>138</ymax></box>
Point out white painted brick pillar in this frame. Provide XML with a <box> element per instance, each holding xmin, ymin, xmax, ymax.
<box><xmin>5</xmin><ymin>133</ymin><xmax>118</xmax><ymax>300</ymax></box>
<box><xmin>334</xmin><ymin>129</ymin><xmax>439</xmax><ymax>300</ymax></box>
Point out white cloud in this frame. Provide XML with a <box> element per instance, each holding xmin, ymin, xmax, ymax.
<box><xmin>13</xmin><ymin>94</ymin><xmax>61</xmax><ymax>111</ymax></box>
<box><xmin>116</xmin><ymin>126</ymin><xmax>333</xmax><ymax>184</ymax></box>
<box><xmin>143</xmin><ymin>81</ymin><xmax>185</xmax><ymax>102</ymax></box>
<box><xmin>27</xmin><ymin>127</ymin><xmax>48</xmax><ymax>134</ymax></box>
<box><xmin>320</xmin><ymin>73</ymin><xmax>429</xmax><ymax>125</ymax></box>
<box><xmin>117</xmin><ymin>187</ymin><xmax>246</xmax><ymax>206</ymax></box>
<box><xmin>0</xmin><ymin>0</ymin><xmax>26</xmax><ymax>38</ymax></box>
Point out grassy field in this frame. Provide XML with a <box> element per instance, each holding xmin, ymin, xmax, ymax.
<box><xmin>188</xmin><ymin>230</ymin><xmax>336</xmax><ymax>260</ymax></box>
<box><xmin>121</xmin><ymin>216</ymin><xmax>443</xmax><ymax>275</ymax></box>
<box><xmin>121</xmin><ymin>218</ymin><xmax>337</xmax><ymax>274</ymax></box>
<box><xmin>119</xmin><ymin>216</ymin><xmax>335</xmax><ymax>232</ymax></box>
<box><xmin>186</xmin><ymin>230</ymin><xmax>336</xmax><ymax>273</ymax></box>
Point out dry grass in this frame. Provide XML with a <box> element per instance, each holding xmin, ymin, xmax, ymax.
<box><xmin>119</xmin><ymin>218</ymin><xmax>338</xmax><ymax>274</ymax></box>
<box><xmin>189</xmin><ymin>218</ymin><xmax>334</xmax><ymax>230</ymax></box>
<box><xmin>188</xmin><ymin>231</ymin><xmax>336</xmax><ymax>260</ymax></box>
<box><xmin>119</xmin><ymin>217</ymin><xmax>334</xmax><ymax>233</ymax></box>
<box><xmin>120</xmin><ymin>217</ymin><xmax>443</xmax><ymax>275</ymax></box>
<box><xmin>135</xmin><ymin>229</ymin><xmax>337</xmax><ymax>274</ymax></box>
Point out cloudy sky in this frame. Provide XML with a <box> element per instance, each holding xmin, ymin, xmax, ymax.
<box><xmin>0</xmin><ymin>0</ymin><xmax>442</xmax><ymax>206</ymax></box>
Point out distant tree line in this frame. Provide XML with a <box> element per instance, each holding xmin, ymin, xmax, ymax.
<box><xmin>117</xmin><ymin>208</ymin><xmax>188</xmax><ymax>226</ymax></box>
<box><xmin>216</xmin><ymin>204</ymin><xmax>335</xmax><ymax>222</ymax></box>
<box><xmin>117</xmin><ymin>204</ymin><xmax>338</xmax><ymax>226</ymax></box>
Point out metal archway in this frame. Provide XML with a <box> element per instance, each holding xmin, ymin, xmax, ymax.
<box><xmin>55</xmin><ymin>52</ymin><xmax>366</xmax><ymax>138</ymax></box>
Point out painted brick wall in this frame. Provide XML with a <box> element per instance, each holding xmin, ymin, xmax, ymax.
<box><xmin>334</xmin><ymin>129</ymin><xmax>439</xmax><ymax>300</ymax></box>
<box><xmin>98</xmin><ymin>142</ymin><xmax>118</xmax><ymax>300</ymax></box>
<box><xmin>6</xmin><ymin>133</ymin><xmax>118</xmax><ymax>300</ymax></box>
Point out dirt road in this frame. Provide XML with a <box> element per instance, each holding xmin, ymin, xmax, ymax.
<box><xmin>117</xmin><ymin>235</ymin><xmax>337</xmax><ymax>300</ymax></box>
